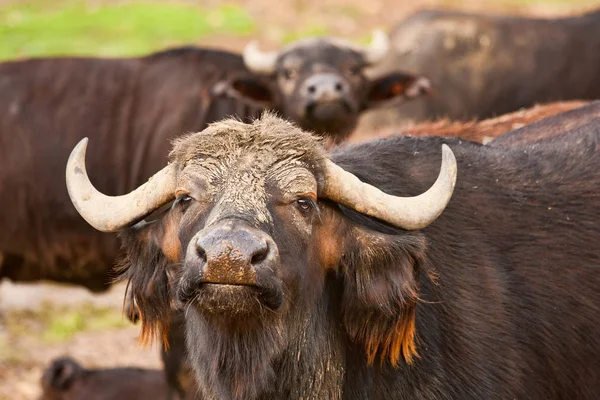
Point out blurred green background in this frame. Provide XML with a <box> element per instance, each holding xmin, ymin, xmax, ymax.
<box><xmin>1</xmin><ymin>0</ymin><xmax>597</xmax><ymax>60</ymax></box>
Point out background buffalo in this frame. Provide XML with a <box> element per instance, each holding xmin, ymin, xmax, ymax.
<box><xmin>39</xmin><ymin>357</ymin><xmax>171</xmax><ymax>400</ymax></box>
<box><xmin>359</xmin><ymin>8</ymin><xmax>600</xmax><ymax>130</ymax></box>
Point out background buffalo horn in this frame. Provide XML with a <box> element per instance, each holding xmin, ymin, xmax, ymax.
<box><xmin>243</xmin><ymin>41</ymin><xmax>278</xmax><ymax>74</ymax></box>
<box><xmin>65</xmin><ymin>138</ymin><xmax>177</xmax><ymax>233</ymax></box>
<box><xmin>322</xmin><ymin>144</ymin><xmax>457</xmax><ymax>230</ymax></box>
<box><xmin>362</xmin><ymin>29</ymin><xmax>391</xmax><ymax>64</ymax></box>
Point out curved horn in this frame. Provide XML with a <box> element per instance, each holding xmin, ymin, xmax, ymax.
<box><xmin>243</xmin><ymin>41</ymin><xmax>278</xmax><ymax>74</ymax></box>
<box><xmin>363</xmin><ymin>29</ymin><xmax>390</xmax><ymax>64</ymax></box>
<box><xmin>322</xmin><ymin>144</ymin><xmax>457</xmax><ymax>230</ymax></box>
<box><xmin>65</xmin><ymin>138</ymin><xmax>177</xmax><ymax>232</ymax></box>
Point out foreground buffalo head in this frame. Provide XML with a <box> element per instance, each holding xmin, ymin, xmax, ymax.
<box><xmin>217</xmin><ymin>32</ymin><xmax>431</xmax><ymax>143</ymax></box>
<box><xmin>66</xmin><ymin>114</ymin><xmax>456</xmax><ymax>399</ymax></box>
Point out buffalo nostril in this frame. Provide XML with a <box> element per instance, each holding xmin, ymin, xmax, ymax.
<box><xmin>250</xmin><ymin>244</ymin><xmax>269</xmax><ymax>266</ymax></box>
<box><xmin>334</xmin><ymin>82</ymin><xmax>343</xmax><ymax>92</ymax></box>
<box><xmin>196</xmin><ymin>245</ymin><xmax>207</xmax><ymax>264</ymax></box>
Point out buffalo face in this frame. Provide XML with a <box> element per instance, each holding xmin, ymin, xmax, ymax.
<box><xmin>159</xmin><ymin>153</ymin><xmax>324</xmax><ymax>331</ymax></box>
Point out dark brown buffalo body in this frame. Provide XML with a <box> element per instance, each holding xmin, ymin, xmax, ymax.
<box><xmin>362</xmin><ymin>8</ymin><xmax>600</xmax><ymax>128</ymax></box>
<box><xmin>350</xmin><ymin>100</ymin><xmax>589</xmax><ymax>144</ymax></box>
<box><xmin>39</xmin><ymin>357</ymin><xmax>171</xmax><ymax>400</ymax></box>
<box><xmin>68</xmin><ymin>114</ymin><xmax>600</xmax><ymax>399</ymax></box>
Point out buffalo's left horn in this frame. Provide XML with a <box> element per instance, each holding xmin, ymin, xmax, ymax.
<box><xmin>243</xmin><ymin>41</ymin><xmax>278</xmax><ymax>74</ymax></box>
<box><xmin>65</xmin><ymin>138</ymin><xmax>177</xmax><ymax>232</ymax></box>
<box><xmin>322</xmin><ymin>144</ymin><xmax>457</xmax><ymax>230</ymax></box>
<box><xmin>362</xmin><ymin>30</ymin><xmax>391</xmax><ymax>64</ymax></box>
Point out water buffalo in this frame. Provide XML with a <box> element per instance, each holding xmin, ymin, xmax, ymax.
<box><xmin>66</xmin><ymin>113</ymin><xmax>600</xmax><ymax>399</ymax></box>
<box><xmin>39</xmin><ymin>357</ymin><xmax>171</xmax><ymax>400</ymax></box>
<box><xmin>359</xmin><ymin>8</ymin><xmax>600</xmax><ymax>130</ymax></box>
<box><xmin>122</xmin><ymin>99</ymin><xmax>593</xmax><ymax>400</ymax></box>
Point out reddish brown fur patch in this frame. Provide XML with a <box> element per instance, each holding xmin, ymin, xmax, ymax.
<box><xmin>137</xmin><ymin>314</ymin><xmax>170</xmax><ymax>350</ymax></box>
<box><xmin>360</xmin><ymin>298</ymin><xmax>419</xmax><ymax>367</ymax></box>
<box><xmin>348</xmin><ymin>100</ymin><xmax>590</xmax><ymax>144</ymax></box>
<box><xmin>137</xmin><ymin>317</ymin><xmax>154</xmax><ymax>348</ymax></box>
<box><xmin>158</xmin><ymin>216</ymin><xmax>182</xmax><ymax>263</ymax></box>
<box><xmin>391</xmin><ymin>83</ymin><xmax>406</xmax><ymax>96</ymax></box>
<box><xmin>311</xmin><ymin>206</ymin><xmax>346</xmax><ymax>272</ymax></box>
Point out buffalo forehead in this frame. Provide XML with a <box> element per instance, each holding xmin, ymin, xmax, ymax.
<box><xmin>271</xmin><ymin>165</ymin><xmax>317</xmax><ymax>199</ymax></box>
<box><xmin>169</xmin><ymin>115</ymin><xmax>325</xmax><ymax>223</ymax></box>
<box><xmin>181</xmin><ymin>156</ymin><xmax>316</xmax><ymax>225</ymax></box>
<box><xmin>279</xmin><ymin>44</ymin><xmax>363</xmax><ymax>68</ymax></box>
<box><xmin>280</xmin><ymin>37</ymin><xmax>365</xmax><ymax>58</ymax></box>
<box><xmin>169</xmin><ymin>114</ymin><xmax>325</xmax><ymax>166</ymax></box>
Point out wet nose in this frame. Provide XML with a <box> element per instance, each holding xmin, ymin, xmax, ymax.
<box><xmin>193</xmin><ymin>221</ymin><xmax>276</xmax><ymax>285</ymax></box>
<box><xmin>303</xmin><ymin>73</ymin><xmax>349</xmax><ymax>102</ymax></box>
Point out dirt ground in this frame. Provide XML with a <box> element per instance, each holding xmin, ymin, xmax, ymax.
<box><xmin>0</xmin><ymin>281</ymin><xmax>161</xmax><ymax>400</ymax></box>
<box><xmin>1</xmin><ymin>0</ymin><xmax>598</xmax><ymax>399</ymax></box>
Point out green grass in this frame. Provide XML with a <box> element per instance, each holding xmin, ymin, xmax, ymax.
<box><xmin>44</xmin><ymin>303</ymin><xmax>128</xmax><ymax>342</ymax></box>
<box><xmin>0</xmin><ymin>1</ymin><xmax>256</xmax><ymax>60</ymax></box>
<box><xmin>2</xmin><ymin>302</ymin><xmax>130</xmax><ymax>345</ymax></box>
<box><xmin>281</xmin><ymin>25</ymin><xmax>330</xmax><ymax>45</ymax></box>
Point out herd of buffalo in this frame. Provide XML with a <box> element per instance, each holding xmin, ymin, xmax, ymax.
<box><xmin>1</xmin><ymin>6</ymin><xmax>600</xmax><ymax>400</ymax></box>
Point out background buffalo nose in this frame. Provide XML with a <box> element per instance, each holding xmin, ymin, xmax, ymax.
<box><xmin>193</xmin><ymin>222</ymin><xmax>276</xmax><ymax>285</ymax></box>
<box><xmin>303</xmin><ymin>73</ymin><xmax>349</xmax><ymax>102</ymax></box>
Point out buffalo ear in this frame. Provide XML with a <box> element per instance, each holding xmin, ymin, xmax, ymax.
<box><xmin>117</xmin><ymin>220</ymin><xmax>173</xmax><ymax>347</ymax></box>
<box><xmin>213</xmin><ymin>76</ymin><xmax>277</xmax><ymax>108</ymax></box>
<box><xmin>340</xmin><ymin>224</ymin><xmax>427</xmax><ymax>367</ymax></box>
<box><xmin>364</xmin><ymin>73</ymin><xmax>432</xmax><ymax>109</ymax></box>
<box><xmin>43</xmin><ymin>358</ymin><xmax>83</xmax><ymax>391</ymax></box>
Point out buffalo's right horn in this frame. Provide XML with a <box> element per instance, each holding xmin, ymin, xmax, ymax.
<box><xmin>65</xmin><ymin>138</ymin><xmax>177</xmax><ymax>232</ymax></box>
<box><xmin>242</xmin><ymin>41</ymin><xmax>278</xmax><ymax>74</ymax></box>
<box><xmin>321</xmin><ymin>144</ymin><xmax>457</xmax><ymax>230</ymax></box>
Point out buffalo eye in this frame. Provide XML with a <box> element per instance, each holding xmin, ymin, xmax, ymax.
<box><xmin>173</xmin><ymin>193</ymin><xmax>193</xmax><ymax>211</ymax></box>
<box><xmin>281</xmin><ymin>68</ymin><xmax>297</xmax><ymax>80</ymax></box>
<box><xmin>295</xmin><ymin>197</ymin><xmax>316</xmax><ymax>217</ymax></box>
<box><xmin>347</xmin><ymin>64</ymin><xmax>362</xmax><ymax>76</ymax></box>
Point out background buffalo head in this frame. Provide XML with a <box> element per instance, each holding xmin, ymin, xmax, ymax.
<box><xmin>215</xmin><ymin>32</ymin><xmax>431</xmax><ymax>143</ymax></box>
